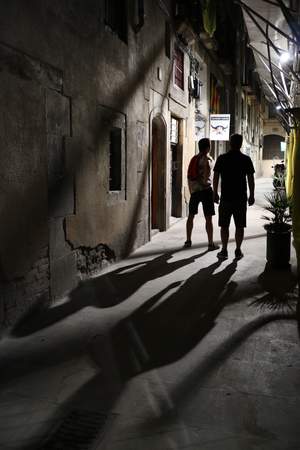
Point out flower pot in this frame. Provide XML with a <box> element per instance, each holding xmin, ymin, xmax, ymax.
<box><xmin>265</xmin><ymin>227</ymin><xmax>291</xmax><ymax>268</ymax></box>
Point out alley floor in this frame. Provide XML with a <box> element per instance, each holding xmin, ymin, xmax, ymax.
<box><xmin>0</xmin><ymin>178</ymin><xmax>299</xmax><ymax>450</ymax></box>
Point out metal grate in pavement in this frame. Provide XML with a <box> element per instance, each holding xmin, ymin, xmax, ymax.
<box><xmin>42</xmin><ymin>410</ymin><xmax>110</xmax><ymax>450</ymax></box>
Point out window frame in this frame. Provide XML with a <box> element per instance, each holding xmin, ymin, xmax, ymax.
<box><xmin>109</xmin><ymin>127</ymin><xmax>122</xmax><ymax>192</ymax></box>
<box><xmin>174</xmin><ymin>46</ymin><xmax>184</xmax><ymax>90</ymax></box>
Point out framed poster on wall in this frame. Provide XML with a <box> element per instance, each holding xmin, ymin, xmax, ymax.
<box><xmin>209</xmin><ymin>114</ymin><xmax>230</xmax><ymax>141</ymax></box>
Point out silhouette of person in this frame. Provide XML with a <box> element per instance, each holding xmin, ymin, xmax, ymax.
<box><xmin>184</xmin><ymin>138</ymin><xmax>219</xmax><ymax>251</ymax></box>
<box><xmin>213</xmin><ymin>133</ymin><xmax>255</xmax><ymax>260</ymax></box>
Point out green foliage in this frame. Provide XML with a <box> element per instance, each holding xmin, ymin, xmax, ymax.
<box><xmin>262</xmin><ymin>188</ymin><xmax>292</xmax><ymax>232</ymax></box>
<box><xmin>203</xmin><ymin>0</ymin><xmax>216</xmax><ymax>37</ymax></box>
<box><xmin>272</xmin><ymin>171</ymin><xmax>285</xmax><ymax>189</ymax></box>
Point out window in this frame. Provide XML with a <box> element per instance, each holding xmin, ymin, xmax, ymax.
<box><xmin>174</xmin><ymin>46</ymin><xmax>184</xmax><ymax>89</ymax></box>
<box><xmin>165</xmin><ymin>22</ymin><xmax>171</xmax><ymax>58</ymax></box>
<box><xmin>170</xmin><ymin>117</ymin><xmax>179</xmax><ymax>144</ymax></box>
<box><xmin>133</xmin><ymin>0</ymin><xmax>144</xmax><ymax>33</ymax></box>
<box><xmin>98</xmin><ymin>105</ymin><xmax>126</xmax><ymax>198</ymax></box>
<box><xmin>105</xmin><ymin>0</ymin><xmax>127</xmax><ymax>43</ymax></box>
<box><xmin>109</xmin><ymin>128</ymin><xmax>122</xmax><ymax>191</ymax></box>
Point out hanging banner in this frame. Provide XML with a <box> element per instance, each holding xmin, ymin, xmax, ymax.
<box><xmin>209</xmin><ymin>114</ymin><xmax>230</xmax><ymax>141</ymax></box>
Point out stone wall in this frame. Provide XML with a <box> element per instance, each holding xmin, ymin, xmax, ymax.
<box><xmin>0</xmin><ymin>247</ymin><xmax>50</xmax><ymax>328</ymax></box>
<box><xmin>76</xmin><ymin>245</ymin><xmax>116</xmax><ymax>279</ymax></box>
<box><xmin>0</xmin><ymin>0</ymin><xmax>199</xmax><ymax>327</ymax></box>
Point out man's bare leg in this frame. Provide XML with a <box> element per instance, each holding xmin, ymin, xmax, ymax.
<box><xmin>205</xmin><ymin>216</ymin><xmax>219</xmax><ymax>250</ymax></box>
<box><xmin>235</xmin><ymin>227</ymin><xmax>244</xmax><ymax>250</ymax></box>
<box><xmin>205</xmin><ymin>215</ymin><xmax>213</xmax><ymax>246</ymax></box>
<box><xmin>217</xmin><ymin>226</ymin><xmax>229</xmax><ymax>259</ymax></box>
<box><xmin>184</xmin><ymin>214</ymin><xmax>194</xmax><ymax>247</ymax></box>
<box><xmin>235</xmin><ymin>227</ymin><xmax>244</xmax><ymax>259</ymax></box>
<box><xmin>221</xmin><ymin>226</ymin><xmax>229</xmax><ymax>250</ymax></box>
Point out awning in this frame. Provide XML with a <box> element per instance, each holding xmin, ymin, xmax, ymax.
<box><xmin>237</xmin><ymin>0</ymin><xmax>300</xmax><ymax>131</ymax></box>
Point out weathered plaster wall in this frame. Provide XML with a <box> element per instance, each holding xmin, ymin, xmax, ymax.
<box><xmin>0</xmin><ymin>41</ymin><xmax>56</xmax><ymax>325</ymax></box>
<box><xmin>263</xmin><ymin>120</ymin><xmax>286</xmax><ymax>138</ymax></box>
<box><xmin>64</xmin><ymin>0</ymin><xmax>174</xmax><ymax>257</ymax></box>
<box><xmin>0</xmin><ymin>0</ymin><xmax>180</xmax><ymax>326</ymax></box>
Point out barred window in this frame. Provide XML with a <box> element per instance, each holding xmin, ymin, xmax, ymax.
<box><xmin>109</xmin><ymin>127</ymin><xmax>122</xmax><ymax>191</ymax></box>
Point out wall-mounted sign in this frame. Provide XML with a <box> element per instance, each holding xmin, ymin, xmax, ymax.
<box><xmin>209</xmin><ymin>114</ymin><xmax>230</xmax><ymax>141</ymax></box>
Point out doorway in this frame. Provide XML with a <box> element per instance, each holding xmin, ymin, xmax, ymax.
<box><xmin>151</xmin><ymin>116</ymin><xmax>166</xmax><ymax>231</ymax></box>
<box><xmin>262</xmin><ymin>134</ymin><xmax>285</xmax><ymax>178</ymax></box>
<box><xmin>170</xmin><ymin>117</ymin><xmax>183</xmax><ymax>218</ymax></box>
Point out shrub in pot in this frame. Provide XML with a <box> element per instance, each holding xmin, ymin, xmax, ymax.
<box><xmin>262</xmin><ymin>189</ymin><xmax>292</xmax><ymax>268</ymax></box>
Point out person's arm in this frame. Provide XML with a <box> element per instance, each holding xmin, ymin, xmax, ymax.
<box><xmin>188</xmin><ymin>177</ymin><xmax>192</xmax><ymax>195</ymax></box>
<box><xmin>213</xmin><ymin>171</ymin><xmax>220</xmax><ymax>203</ymax></box>
<box><xmin>187</xmin><ymin>157</ymin><xmax>192</xmax><ymax>194</ymax></box>
<box><xmin>247</xmin><ymin>173</ymin><xmax>255</xmax><ymax>205</ymax></box>
<box><xmin>187</xmin><ymin>155</ymin><xmax>198</xmax><ymax>194</ymax></box>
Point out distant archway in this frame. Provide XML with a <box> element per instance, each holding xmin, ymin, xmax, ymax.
<box><xmin>151</xmin><ymin>115</ymin><xmax>166</xmax><ymax>231</ymax></box>
<box><xmin>263</xmin><ymin>134</ymin><xmax>284</xmax><ymax>160</ymax></box>
<box><xmin>262</xmin><ymin>134</ymin><xmax>285</xmax><ymax>177</ymax></box>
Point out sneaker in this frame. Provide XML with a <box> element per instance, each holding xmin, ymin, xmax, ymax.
<box><xmin>207</xmin><ymin>243</ymin><xmax>220</xmax><ymax>251</ymax></box>
<box><xmin>183</xmin><ymin>240</ymin><xmax>192</xmax><ymax>248</ymax></box>
<box><xmin>217</xmin><ymin>249</ymin><xmax>228</xmax><ymax>260</ymax></box>
<box><xmin>234</xmin><ymin>248</ymin><xmax>244</xmax><ymax>260</ymax></box>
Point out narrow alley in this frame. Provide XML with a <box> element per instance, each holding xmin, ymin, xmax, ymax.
<box><xmin>0</xmin><ymin>178</ymin><xmax>299</xmax><ymax>450</ymax></box>
<box><xmin>1</xmin><ymin>0</ymin><xmax>300</xmax><ymax>449</ymax></box>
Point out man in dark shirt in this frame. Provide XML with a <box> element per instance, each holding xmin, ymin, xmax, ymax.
<box><xmin>213</xmin><ymin>134</ymin><xmax>255</xmax><ymax>260</ymax></box>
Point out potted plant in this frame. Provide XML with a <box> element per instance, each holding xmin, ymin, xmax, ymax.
<box><xmin>262</xmin><ymin>188</ymin><xmax>292</xmax><ymax>268</ymax></box>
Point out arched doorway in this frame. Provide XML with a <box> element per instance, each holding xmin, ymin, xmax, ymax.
<box><xmin>151</xmin><ymin>116</ymin><xmax>166</xmax><ymax>231</ymax></box>
<box><xmin>170</xmin><ymin>116</ymin><xmax>183</xmax><ymax>218</ymax></box>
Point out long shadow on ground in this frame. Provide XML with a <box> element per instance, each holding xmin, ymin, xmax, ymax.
<box><xmin>250</xmin><ymin>262</ymin><xmax>298</xmax><ymax>311</ymax></box>
<box><xmin>110</xmin><ymin>260</ymin><xmax>237</xmax><ymax>376</ymax></box>
<box><xmin>135</xmin><ymin>312</ymin><xmax>296</xmax><ymax>436</ymax></box>
<box><xmin>15</xmin><ymin>259</ymin><xmax>300</xmax><ymax>449</ymax></box>
<box><xmin>30</xmin><ymin>260</ymin><xmax>238</xmax><ymax>448</ymax></box>
<box><xmin>12</xmin><ymin>249</ymin><xmax>208</xmax><ymax>337</ymax></box>
<box><xmin>1</xmin><ymin>249</ymin><xmax>208</xmax><ymax>388</ymax></box>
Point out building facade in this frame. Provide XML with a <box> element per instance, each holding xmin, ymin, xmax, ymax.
<box><xmin>0</xmin><ymin>0</ymin><xmax>265</xmax><ymax>329</ymax></box>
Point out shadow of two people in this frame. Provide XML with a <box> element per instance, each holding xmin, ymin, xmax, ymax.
<box><xmin>12</xmin><ymin>249</ymin><xmax>208</xmax><ymax>337</ymax></box>
<box><xmin>110</xmin><ymin>259</ymin><xmax>238</xmax><ymax>378</ymax></box>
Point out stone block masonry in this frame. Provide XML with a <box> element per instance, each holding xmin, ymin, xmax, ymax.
<box><xmin>76</xmin><ymin>244</ymin><xmax>116</xmax><ymax>279</ymax></box>
<box><xmin>0</xmin><ymin>242</ymin><xmax>116</xmax><ymax>329</ymax></box>
<box><xmin>0</xmin><ymin>43</ymin><xmax>63</xmax><ymax>93</ymax></box>
<box><xmin>0</xmin><ymin>247</ymin><xmax>50</xmax><ymax>328</ymax></box>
